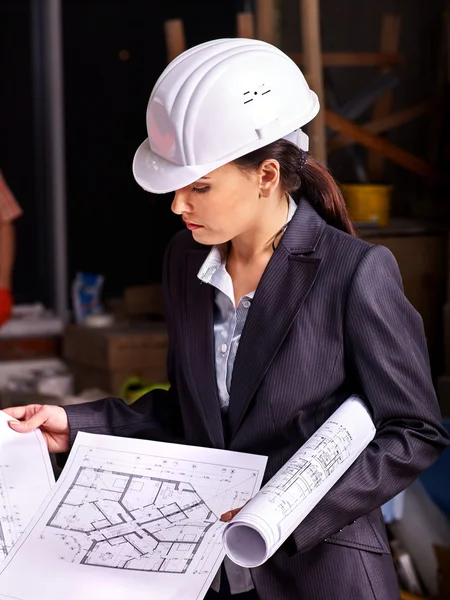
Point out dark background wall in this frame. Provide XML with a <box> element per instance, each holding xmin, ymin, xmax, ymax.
<box><xmin>62</xmin><ymin>1</ymin><xmax>239</xmax><ymax>299</ymax></box>
<box><xmin>283</xmin><ymin>0</ymin><xmax>448</xmax><ymax>215</ymax></box>
<box><xmin>0</xmin><ymin>0</ymin><xmax>447</xmax><ymax>306</ymax></box>
<box><xmin>0</xmin><ymin>0</ymin><xmax>240</xmax><ymax>303</ymax></box>
<box><xmin>0</xmin><ymin>1</ymin><xmax>40</xmax><ymax>304</ymax></box>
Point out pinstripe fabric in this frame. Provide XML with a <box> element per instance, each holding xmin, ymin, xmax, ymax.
<box><xmin>198</xmin><ymin>198</ymin><xmax>298</xmax><ymax>593</ymax></box>
<box><xmin>198</xmin><ymin>196</ymin><xmax>298</xmax><ymax>413</ymax></box>
<box><xmin>63</xmin><ymin>198</ymin><xmax>450</xmax><ymax>599</ymax></box>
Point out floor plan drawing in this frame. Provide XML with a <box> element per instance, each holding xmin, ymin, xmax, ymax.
<box><xmin>0</xmin><ymin>521</ymin><xmax>9</xmax><ymax>561</ymax></box>
<box><xmin>0</xmin><ymin>433</ymin><xmax>267</xmax><ymax>600</ymax></box>
<box><xmin>38</xmin><ymin>446</ymin><xmax>259</xmax><ymax>581</ymax></box>
<box><xmin>0</xmin><ymin>468</ymin><xmax>22</xmax><ymax>562</ymax></box>
<box><xmin>0</xmin><ymin>465</ymin><xmax>20</xmax><ymax>561</ymax></box>
<box><xmin>0</xmin><ymin>412</ymin><xmax>54</xmax><ymax>565</ymax></box>
<box><xmin>46</xmin><ymin>466</ymin><xmax>217</xmax><ymax>573</ymax></box>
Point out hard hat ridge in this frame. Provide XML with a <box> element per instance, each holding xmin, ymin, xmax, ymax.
<box><xmin>133</xmin><ymin>38</ymin><xmax>320</xmax><ymax>193</ymax></box>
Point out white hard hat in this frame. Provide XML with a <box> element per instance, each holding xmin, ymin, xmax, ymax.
<box><xmin>133</xmin><ymin>38</ymin><xmax>320</xmax><ymax>194</ymax></box>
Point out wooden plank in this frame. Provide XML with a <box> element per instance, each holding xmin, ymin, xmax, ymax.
<box><xmin>237</xmin><ymin>12</ymin><xmax>255</xmax><ymax>38</ymax></box>
<box><xmin>337</xmin><ymin>70</ymin><xmax>399</xmax><ymax>122</ymax></box>
<box><xmin>324</xmin><ymin>71</ymin><xmax>368</xmax><ymax>181</ymax></box>
<box><xmin>368</xmin><ymin>14</ymin><xmax>402</xmax><ymax>180</ymax></box>
<box><xmin>325</xmin><ymin>109</ymin><xmax>441</xmax><ymax>181</ymax></box>
<box><xmin>300</xmin><ymin>0</ymin><xmax>327</xmax><ymax>164</ymax></box>
<box><xmin>256</xmin><ymin>0</ymin><xmax>276</xmax><ymax>43</ymax></box>
<box><xmin>359</xmin><ymin>101</ymin><xmax>431</xmax><ymax>136</ymax></box>
<box><xmin>400</xmin><ymin>592</ymin><xmax>429</xmax><ymax>600</ymax></box>
<box><xmin>328</xmin><ymin>101</ymin><xmax>432</xmax><ymax>151</ymax></box>
<box><xmin>164</xmin><ymin>19</ymin><xmax>186</xmax><ymax>63</ymax></box>
<box><xmin>289</xmin><ymin>52</ymin><xmax>402</xmax><ymax>67</ymax></box>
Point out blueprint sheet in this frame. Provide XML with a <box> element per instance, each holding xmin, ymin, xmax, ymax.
<box><xmin>223</xmin><ymin>396</ymin><xmax>376</xmax><ymax>567</ymax></box>
<box><xmin>0</xmin><ymin>432</ymin><xmax>267</xmax><ymax>600</ymax></box>
<box><xmin>0</xmin><ymin>411</ymin><xmax>55</xmax><ymax>563</ymax></box>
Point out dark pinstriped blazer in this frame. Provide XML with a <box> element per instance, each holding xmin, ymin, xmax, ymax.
<box><xmin>64</xmin><ymin>199</ymin><xmax>449</xmax><ymax>599</ymax></box>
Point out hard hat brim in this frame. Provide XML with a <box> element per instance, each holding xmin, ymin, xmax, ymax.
<box><xmin>132</xmin><ymin>139</ymin><xmax>226</xmax><ymax>194</ymax></box>
<box><xmin>132</xmin><ymin>89</ymin><xmax>320</xmax><ymax>195</ymax></box>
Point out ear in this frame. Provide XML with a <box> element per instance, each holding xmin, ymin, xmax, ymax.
<box><xmin>257</xmin><ymin>159</ymin><xmax>281</xmax><ymax>198</ymax></box>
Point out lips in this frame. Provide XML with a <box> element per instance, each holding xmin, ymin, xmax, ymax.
<box><xmin>184</xmin><ymin>220</ymin><xmax>203</xmax><ymax>231</ymax></box>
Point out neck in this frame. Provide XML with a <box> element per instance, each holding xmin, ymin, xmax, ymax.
<box><xmin>229</xmin><ymin>193</ymin><xmax>289</xmax><ymax>265</ymax></box>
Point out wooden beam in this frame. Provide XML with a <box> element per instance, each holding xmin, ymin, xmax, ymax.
<box><xmin>368</xmin><ymin>14</ymin><xmax>402</xmax><ymax>180</ymax></box>
<box><xmin>328</xmin><ymin>101</ymin><xmax>432</xmax><ymax>151</ymax></box>
<box><xmin>300</xmin><ymin>0</ymin><xmax>327</xmax><ymax>164</ymax></box>
<box><xmin>256</xmin><ymin>0</ymin><xmax>276</xmax><ymax>44</ymax></box>
<box><xmin>400</xmin><ymin>592</ymin><xmax>428</xmax><ymax>600</ymax></box>
<box><xmin>237</xmin><ymin>12</ymin><xmax>255</xmax><ymax>39</ymax></box>
<box><xmin>164</xmin><ymin>19</ymin><xmax>186</xmax><ymax>63</ymax></box>
<box><xmin>336</xmin><ymin>70</ymin><xmax>399</xmax><ymax>122</ymax></box>
<box><xmin>289</xmin><ymin>52</ymin><xmax>402</xmax><ymax>67</ymax></box>
<box><xmin>325</xmin><ymin>109</ymin><xmax>441</xmax><ymax>181</ymax></box>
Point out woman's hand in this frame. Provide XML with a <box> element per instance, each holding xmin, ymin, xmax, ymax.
<box><xmin>2</xmin><ymin>404</ymin><xmax>70</xmax><ymax>453</ymax></box>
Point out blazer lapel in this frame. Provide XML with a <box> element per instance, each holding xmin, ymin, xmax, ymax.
<box><xmin>182</xmin><ymin>249</ymin><xmax>225</xmax><ymax>448</ymax></box>
<box><xmin>227</xmin><ymin>199</ymin><xmax>325</xmax><ymax>441</ymax></box>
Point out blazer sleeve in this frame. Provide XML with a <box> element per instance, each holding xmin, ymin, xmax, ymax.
<box><xmin>62</xmin><ymin>235</ymin><xmax>184</xmax><ymax>448</ymax></box>
<box><xmin>291</xmin><ymin>243</ymin><xmax>450</xmax><ymax>554</ymax></box>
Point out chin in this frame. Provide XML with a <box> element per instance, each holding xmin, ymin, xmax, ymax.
<box><xmin>191</xmin><ymin>228</ymin><xmax>227</xmax><ymax>247</ymax></box>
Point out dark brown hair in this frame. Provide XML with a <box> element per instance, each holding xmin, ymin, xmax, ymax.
<box><xmin>233</xmin><ymin>139</ymin><xmax>356</xmax><ymax>237</ymax></box>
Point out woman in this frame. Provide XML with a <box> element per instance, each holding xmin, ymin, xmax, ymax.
<box><xmin>4</xmin><ymin>39</ymin><xmax>449</xmax><ymax>599</ymax></box>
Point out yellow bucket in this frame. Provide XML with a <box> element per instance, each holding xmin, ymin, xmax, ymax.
<box><xmin>340</xmin><ymin>184</ymin><xmax>393</xmax><ymax>228</ymax></box>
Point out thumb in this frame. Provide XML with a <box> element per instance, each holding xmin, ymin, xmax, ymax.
<box><xmin>9</xmin><ymin>411</ymin><xmax>47</xmax><ymax>433</ymax></box>
<box><xmin>221</xmin><ymin>507</ymin><xmax>242</xmax><ymax>522</ymax></box>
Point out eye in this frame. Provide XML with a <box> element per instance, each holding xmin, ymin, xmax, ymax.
<box><xmin>192</xmin><ymin>185</ymin><xmax>210</xmax><ymax>194</ymax></box>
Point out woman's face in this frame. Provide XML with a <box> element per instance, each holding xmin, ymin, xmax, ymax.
<box><xmin>171</xmin><ymin>162</ymin><xmax>277</xmax><ymax>246</ymax></box>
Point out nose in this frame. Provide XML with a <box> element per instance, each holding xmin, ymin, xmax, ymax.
<box><xmin>171</xmin><ymin>188</ymin><xmax>193</xmax><ymax>215</ymax></box>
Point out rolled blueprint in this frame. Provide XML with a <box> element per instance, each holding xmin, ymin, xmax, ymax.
<box><xmin>222</xmin><ymin>395</ymin><xmax>376</xmax><ymax>567</ymax></box>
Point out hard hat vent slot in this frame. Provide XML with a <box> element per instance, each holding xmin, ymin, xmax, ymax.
<box><xmin>243</xmin><ymin>89</ymin><xmax>271</xmax><ymax>104</ymax></box>
<box><xmin>243</xmin><ymin>91</ymin><xmax>253</xmax><ymax>104</ymax></box>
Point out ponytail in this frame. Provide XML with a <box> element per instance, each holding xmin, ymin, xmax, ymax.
<box><xmin>233</xmin><ymin>139</ymin><xmax>356</xmax><ymax>237</ymax></box>
<box><xmin>295</xmin><ymin>155</ymin><xmax>356</xmax><ymax>236</ymax></box>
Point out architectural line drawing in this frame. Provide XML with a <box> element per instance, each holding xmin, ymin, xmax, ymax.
<box><xmin>45</xmin><ymin>466</ymin><xmax>218</xmax><ymax>573</ymax></box>
<box><xmin>0</xmin><ymin>432</ymin><xmax>267</xmax><ymax>600</ymax></box>
<box><xmin>0</xmin><ymin>522</ymin><xmax>7</xmax><ymax>560</ymax></box>
<box><xmin>261</xmin><ymin>421</ymin><xmax>353</xmax><ymax>517</ymax></box>
<box><xmin>0</xmin><ymin>465</ymin><xmax>22</xmax><ymax>561</ymax></box>
<box><xmin>0</xmin><ymin>411</ymin><xmax>55</xmax><ymax>566</ymax></box>
<box><xmin>222</xmin><ymin>397</ymin><xmax>376</xmax><ymax>568</ymax></box>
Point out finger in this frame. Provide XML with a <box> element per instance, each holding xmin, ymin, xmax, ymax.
<box><xmin>8</xmin><ymin>406</ymin><xmax>49</xmax><ymax>433</ymax></box>
<box><xmin>2</xmin><ymin>406</ymin><xmax>29</xmax><ymax>420</ymax></box>
<box><xmin>3</xmin><ymin>404</ymin><xmax>43</xmax><ymax>421</ymax></box>
<box><xmin>220</xmin><ymin>507</ymin><xmax>242</xmax><ymax>522</ymax></box>
<box><xmin>41</xmin><ymin>431</ymin><xmax>68</xmax><ymax>454</ymax></box>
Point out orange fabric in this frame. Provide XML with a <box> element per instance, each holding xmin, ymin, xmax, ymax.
<box><xmin>0</xmin><ymin>288</ymin><xmax>12</xmax><ymax>326</ymax></box>
<box><xmin>0</xmin><ymin>171</ymin><xmax>23</xmax><ymax>224</ymax></box>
